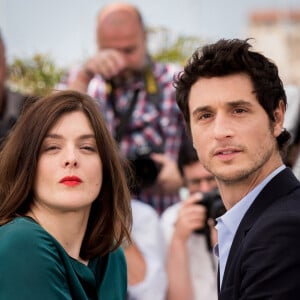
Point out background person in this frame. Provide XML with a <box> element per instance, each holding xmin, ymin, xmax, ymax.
<box><xmin>175</xmin><ymin>38</ymin><xmax>300</xmax><ymax>299</ymax></box>
<box><xmin>0</xmin><ymin>30</ymin><xmax>28</xmax><ymax>146</ymax></box>
<box><xmin>161</xmin><ymin>140</ymin><xmax>219</xmax><ymax>300</ymax></box>
<box><xmin>66</xmin><ymin>2</ymin><xmax>185</xmax><ymax>214</ymax></box>
<box><xmin>283</xmin><ymin>84</ymin><xmax>300</xmax><ymax>177</ymax></box>
<box><xmin>0</xmin><ymin>90</ymin><xmax>132</xmax><ymax>299</ymax></box>
<box><xmin>126</xmin><ymin>199</ymin><xmax>167</xmax><ymax>300</ymax></box>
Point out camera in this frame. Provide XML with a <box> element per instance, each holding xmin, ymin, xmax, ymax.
<box><xmin>129</xmin><ymin>144</ymin><xmax>162</xmax><ymax>190</ymax></box>
<box><xmin>194</xmin><ymin>188</ymin><xmax>226</xmax><ymax>234</ymax></box>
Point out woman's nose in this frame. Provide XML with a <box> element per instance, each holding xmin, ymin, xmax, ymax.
<box><xmin>63</xmin><ymin>148</ymin><xmax>78</xmax><ymax>167</ymax></box>
<box><xmin>64</xmin><ymin>159</ymin><xmax>77</xmax><ymax>167</ymax></box>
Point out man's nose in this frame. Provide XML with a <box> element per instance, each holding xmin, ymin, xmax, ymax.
<box><xmin>200</xmin><ymin>181</ymin><xmax>213</xmax><ymax>193</ymax></box>
<box><xmin>213</xmin><ymin>114</ymin><xmax>233</xmax><ymax>139</ymax></box>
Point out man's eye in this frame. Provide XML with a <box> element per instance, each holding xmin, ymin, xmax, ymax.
<box><xmin>234</xmin><ymin>108</ymin><xmax>247</xmax><ymax>114</ymax></box>
<box><xmin>122</xmin><ymin>47</ymin><xmax>135</xmax><ymax>54</ymax></box>
<box><xmin>199</xmin><ymin>113</ymin><xmax>212</xmax><ymax>120</ymax></box>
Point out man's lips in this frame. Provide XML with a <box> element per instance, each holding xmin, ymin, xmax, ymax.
<box><xmin>213</xmin><ymin>147</ymin><xmax>241</xmax><ymax>159</ymax></box>
<box><xmin>59</xmin><ymin>176</ymin><xmax>82</xmax><ymax>186</ymax></box>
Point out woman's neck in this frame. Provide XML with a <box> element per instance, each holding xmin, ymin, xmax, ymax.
<box><xmin>26</xmin><ymin>207</ymin><xmax>90</xmax><ymax>264</ymax></box>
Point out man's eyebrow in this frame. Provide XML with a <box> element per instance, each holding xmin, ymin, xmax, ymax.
<box><xmin>192</xmin><ymin>100</ymin><xmax>253</xmax><ymax>117</ymax></box>
<box><xmin>192</xmin><ymin>105</ymin><xmax>212</xmax><ymax>117</ymax></box>
<box><xmin>226</xmin><ymin>99</ymin><xmax>253</xmax><ymax>108</ymax></box>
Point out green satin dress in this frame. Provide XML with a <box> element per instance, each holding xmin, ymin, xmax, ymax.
<box><xmin>0</xmin><ymin>217</ymin><xmax>127</xmax><ymax>299</ymax></box>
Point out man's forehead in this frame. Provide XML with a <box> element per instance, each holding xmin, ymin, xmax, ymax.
<box><xmin>97</xmin><ymin>4</ymin><xmax>140</xmax><ymax>29</ymax></box>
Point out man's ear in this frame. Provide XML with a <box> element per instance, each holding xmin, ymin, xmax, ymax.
<box><xmin>273</xmin><ymin>100</ymin><xmax>285</xmax><ymax>137</ymax></box>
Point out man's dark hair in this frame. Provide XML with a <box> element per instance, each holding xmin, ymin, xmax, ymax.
<box><xmin>174</xmin><ymin>38</ymin><xmax>290</xmax><ymax>151</ymax></box>
<box><xmin>178</xmin><ymin>139</ymin><xmax>199</xmax><ymax>176</ymax></box>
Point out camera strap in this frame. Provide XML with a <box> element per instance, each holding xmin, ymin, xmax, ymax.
<box><xmin>108</xmin><ymin>60</ymin><xmax>162</xmax><ymax>144</ymax></box>
<box><xmin>109</xmin><ymin>87</ymin><xmax>140</xmax><ymax>143</ymax></box>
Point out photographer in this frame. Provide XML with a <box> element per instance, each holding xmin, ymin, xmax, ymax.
<box><xmin>161</xmin><ymin>140</ymin><xmax>221</xmax><ymax>300</ymax></box>
<box><xmin>66</xmin><ymin>2</ymin><xmax>185</xmax><ymax>214</ymax></box>
<box><xmin>0</xmin><ymin>30</ymin><xmax>28</xmax><ymax>147</ymax></box>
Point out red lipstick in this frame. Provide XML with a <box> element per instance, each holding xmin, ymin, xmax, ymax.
<box><xmin>59</xmin><ymin>176</ymin><xmax>82</xmax><ymax>187</ymax></box>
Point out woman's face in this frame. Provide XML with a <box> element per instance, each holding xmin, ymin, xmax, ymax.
<box><xmin>33</xmin><ymin>111</ymin><xmax>103</xmax><ymax>214</ymax></box>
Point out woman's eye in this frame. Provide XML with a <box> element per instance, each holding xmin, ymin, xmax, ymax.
<box><xmin>80</xmin><ymin>145</ymin><xmax>97</xmax><ymax>152</ymax></box>
<box><xmin>43</xmin><ymin>145</ymin><xmax>60</xmax><ymax>151</ymax></box>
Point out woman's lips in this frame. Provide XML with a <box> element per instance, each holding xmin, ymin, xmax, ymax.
<box><xmin>59</xmin><ymin>176</ymin><xmax>82</xmax><ymax>186</ymax></box>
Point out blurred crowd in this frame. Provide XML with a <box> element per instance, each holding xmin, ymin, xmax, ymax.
<box><xmin>1</xmin><ymin>2</ymin><xmax>300</xmax><ymax>300</ymax></box>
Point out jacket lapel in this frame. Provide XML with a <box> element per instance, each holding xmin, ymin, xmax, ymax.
<box><xmin>221</xmin><ymin>167</ymin><xmax>300</xmax><ymax>289</ymax></box>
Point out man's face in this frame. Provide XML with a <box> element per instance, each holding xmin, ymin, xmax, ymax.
<box><xmin>188</xmin><ymin>73</ymin><xmax>284</xmax><ymax>186</ymax></box>
<box><xmin>97</xmin><ymin>13</ymin><xmax>147</xmax><ymax>79</ymax></box>
<box><xmin>183</xmin><ymin>160</ymin><xmax>217</xmax><ymax>195</ymax></box>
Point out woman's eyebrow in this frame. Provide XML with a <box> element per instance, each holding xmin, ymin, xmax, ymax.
<box><xmin>44</xmin><ymin>134</ymin><xmax>96</xmax><ymax>140</ymax></box>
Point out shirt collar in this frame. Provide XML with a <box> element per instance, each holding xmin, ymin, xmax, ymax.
<box><xmin>216</xmin><ymin>164</ymin><xmax>286</xmax><ymax>235</ymax></box>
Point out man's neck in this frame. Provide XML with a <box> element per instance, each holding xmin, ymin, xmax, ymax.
<box><xmin>217</xmin><ymin>159</ymin><xmax>284</xmax><ymax>210</ymax></box>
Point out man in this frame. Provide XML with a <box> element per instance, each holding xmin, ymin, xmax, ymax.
<box><xmin>283</xmin><ymin>85</ymin><xmax>300</xmax><ymax>177</ymax></box>
<box><xmin>67</xmin><ymin>2</ymin><xmax>184</xmax><ymax>214</ymax></box>
<box><xmin>174</xmin><ymin>38</ymin><xmax>300</xmax><ymax>299</ymax></box>
<box><xmin>0</xmin><ymin>31</ymin><xmax>27</xmax><ymax>146</ymax></box>
<box><xmin>160</xmin><ymin>140</ymin><xmax>219</xmax><ymax>300</ymax></box>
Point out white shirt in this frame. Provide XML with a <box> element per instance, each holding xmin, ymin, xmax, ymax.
<box><xmin>127</xmin><ymin>199</ymin><xmax>167</xmax><ymax>300</ymax></box>
<box><xmin>160</xmin><ymin>202</ymin><xmax>218</xmax><ymax>300</ymax></box>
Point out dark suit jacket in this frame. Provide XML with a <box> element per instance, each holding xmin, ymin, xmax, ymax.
<box><xmin>219</xmin><ymin>167</ymin><xmax>300</xmax><ymax>299</ymax></box>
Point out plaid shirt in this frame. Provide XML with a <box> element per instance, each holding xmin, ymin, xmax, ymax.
<box><xmin>87</xmin><ymin>61</ymin><xmax>185</xmax><ymax>214</ymax></box>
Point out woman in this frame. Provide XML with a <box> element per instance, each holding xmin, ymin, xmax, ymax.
<box><xmin>0</xmin><ymin>90</ymin><xmax>132</xmax><ymax>299</ymax></box>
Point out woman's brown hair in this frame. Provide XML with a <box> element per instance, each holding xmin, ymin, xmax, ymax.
<box><xmin>0</xmin><ymin>90</ymin><xmax>132</xmax><ymax>259</ymax></box>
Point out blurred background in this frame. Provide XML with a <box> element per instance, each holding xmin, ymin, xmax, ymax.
<box><xmin>1</xmin><ymin>0</ymin><xmax>300</xmax><ymax>95</ymax></box>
